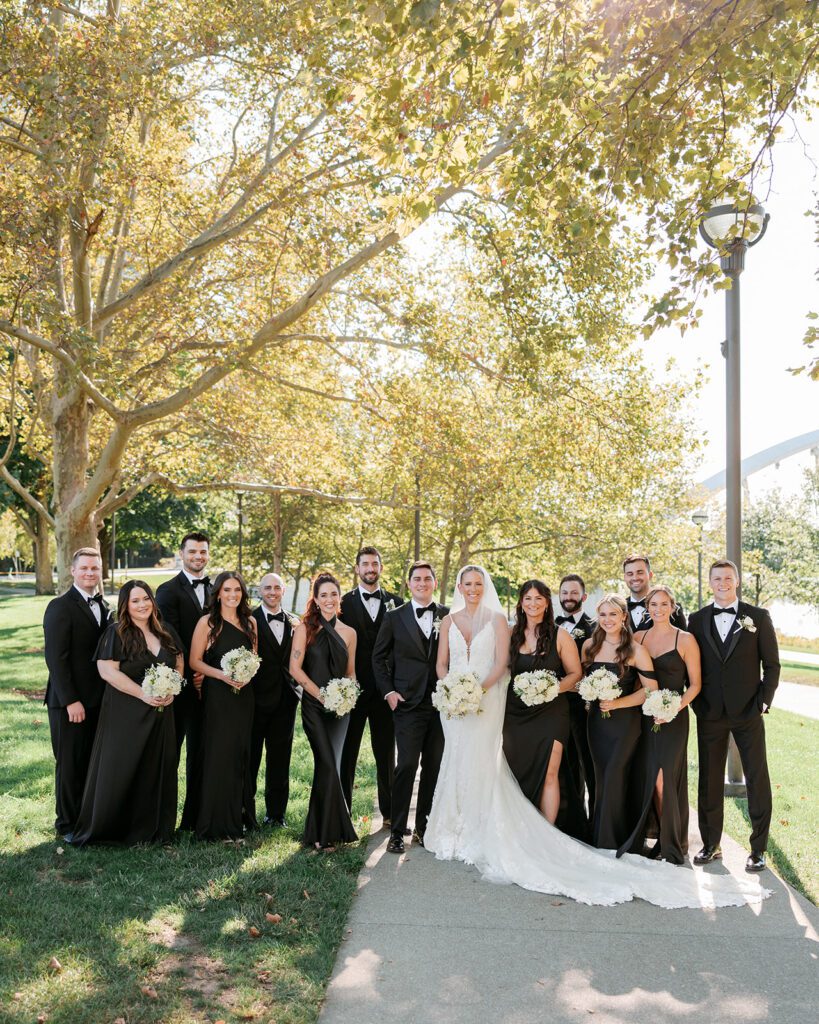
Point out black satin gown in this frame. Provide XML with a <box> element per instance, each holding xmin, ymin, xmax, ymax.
<box><xmin>618</xmin><ymin>631</ymin><xmax>690</xmax><ymax>863</ymax></box>
<box><xmin>301</xmin><ymin>617</ymin><xmax>358</xmax><ymax>847</ymax></box>
<box><xmin>73</xmin><ymin>626</ymin><xmax>178</xmax><ymax>845</ymax></box>
<box><xmin>195</xmin><ymin>620</ymin><xmax>257</xmax><ymax>839</ymax></box>
<box><xmin>587</xmin><ymin>660</ymin><xmax>654</xmax><ymax>850</ymax></box>
<box><xmin>503</xmin><ymin>645</ymin><xmax>571</xmax><ymax>815</ymax></box>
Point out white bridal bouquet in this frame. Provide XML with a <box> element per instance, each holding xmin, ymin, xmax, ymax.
<box><xmin>322</xmin><ymin>676</ymin><xmax>361</xmax><ymax>717</ymax></box>
<box><xmin>142</xmin><ymin>663</ymin><xmax>185</xmax><ymax>711</ymax></box>
<box><xmin>513</xmin><ymin>669</ymin><xmax>561</xmax><ymax>707</ymax></box>
<box><xmin>432</xmin><ymin>671</ymin><xmax>484</xmax><ymax>719</ymax></box>
<box><xmin>642</xmin><ymin>688</ymin><xmax>683</xmax><ymax>732</ymax></box>
<box><xmin>221</xmin><ymin>647</ymin><xmax>262</xmax><ymax>693</ymax></box>
<box><xmin>578</xmin><ymin>667</ymin><xmax>622</xmax><ymax>718</ymax></box>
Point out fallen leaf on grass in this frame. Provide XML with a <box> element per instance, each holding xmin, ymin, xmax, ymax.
<box><xmin>289</xmin><ymin>917</ymin><xmax>298</xmax><ymax>925</ymax></box>
<box><xmin>113</xmin><ymin>1018</ymin><xmax>126</xmax><ymax>1023</ymax></box>
<box><xmin>779</xmin><ymin>819</ymin><xmax>790</xmax><ymax>826</ymax></box>
<box><xmin>302</xmin><ymin>889</ymin><xmax>310</xmax><ymax>900</ymax></box>
<box><xmin>140</xmin><ymin>985</ymin><xmax>158</xmax><ymax>999</ymax></box>
<box><xmin>263</xmin><ymin>892</ymin><xmax>274</xmax><ymax>903</ymax></box>
<box><xmin>248</xmin><ymin>926</ymin><xmax>261</xmax><ymax>938</ymax></box>
<box><xmin>265</xmin><ymin>913</ymin><xmax>282</xmax><ymax>923</ymax></box>
<box><xmin>55</xmin><ymin>847</ymin><xmax>64</xmax><ymax>856</ymax></box>
<box><xmin>37</xmin><ymin>1015</ymin><xmax>46</xmax><ymax>1023</ymax></box>
<box><xmin>48</xmin><ymin>957</ymin><xmax>62</xmax><ymax>972</ymax></box>
<box><xmin>12</xmin><ymin>992</ymin><xmax>22</xmax><ymax>1000</ymax></box>
<box><xmin>257</xmin><ymin>971</ymin><xmax>272</xmax><ymax>984</ymax></box>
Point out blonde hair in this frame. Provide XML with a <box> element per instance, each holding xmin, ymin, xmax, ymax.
<box><xmin>71</xmin><ymin>547</ymin><xmax>101</xmax><ymax>565</ymax></box>
<box><xmin>646</xmin><ymin>584</ymin><xmax>677</xmax><ymax>611</ymax></box>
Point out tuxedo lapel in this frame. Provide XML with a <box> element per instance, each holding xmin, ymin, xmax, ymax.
<box><xmin>69</xmin><ymin>586</ymin><xmax>103</xmax><ymax>629</ymax></box>
<box><xmin>399</xmin><ymin>603</ymin><xmax>428</xmax><ymax>658</ymax></box>
<box><xmin>178</xmin><ymin>572</ymin><xmax>203</xmax><ymax>615</ymax></box>
<box><xmin>723</xmin><ymin>603</ymin><xmax>749</xmax><ymax>662</ymax></box>
<box><xmin>702</xmin><ymin>605</ymin><xmax>724</xmax><ymax>661</ymax></box>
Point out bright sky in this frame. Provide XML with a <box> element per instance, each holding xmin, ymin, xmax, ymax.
<box><xmin>640</xmin><ymin>112</ymin><xmax>819</xmax><ymax>491</ymax></box>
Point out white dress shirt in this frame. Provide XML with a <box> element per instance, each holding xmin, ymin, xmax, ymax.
<box><xmin>412</xmin><ymin>599</ymin><xmax>435</xmax><ymax>639</ymax></box>
<box><xmin>74</xmin><ymin>583</ymin><xmax>102</xmax><ymax>624</ymax></box>
<box><xmin>713</xmin><ymin>602</ymin><xmax>738</xmax><ymax>642</ymax></box>
<box><xmin>262</xmin><ymin>606</ymin><xmax>285</xmax><ymax>644</ymax></box>
<box><xmin>559</xmin><ymin>613</ymin><xmax>581</xmax><ymax>634</ymax></box>
<box><xmin>359</xmin><ymin>585</ymin><xmax>382</xmax><ymax>622</ymax></box>
<box><xmin>629</xmin><ymin>603</ymin><xmax>646</xmax><ymax>628</ymax></box>
<box><xmin>183</xmin><ymin>570</ymin><xmax>207</xmax><ymax>608</ymax></box>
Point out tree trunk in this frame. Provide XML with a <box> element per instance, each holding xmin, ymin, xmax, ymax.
<box><xmin>52</xmin><ymin>380</ymin><xmax>96</xmax><ymax>587</ymax></box>
<box><xmin>272</xmin><ymin>493</ymin><xmax>282</xmax><ymax>573</ymax></box>
<box><xmin>34</xmin><ymin>510</ymin><xmax>55</xmax><ymax>595</ymax></box>
<box><xmin>439</xmin><ymin>530</ymin><xmax>457</xmax><ymax>606</ymax></box>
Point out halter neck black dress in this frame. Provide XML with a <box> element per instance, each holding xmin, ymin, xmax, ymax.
<box><xmin>618</xmin><ymin>630</ymin><xmax>691</xmax><ymax>863</ymax></box>
<box><xmin>73</xmin><ymin>625</ymin><xmax>179</xmax><ymax>845</ymax></box>
<box><xmin>301</xmin><ymin>617</ymin><xmax>358</xmax><ymax>847</ymax></box>
<box><xmin>195</xmin><ymin>619</ymin><xmax>257</xmax><ymax>839</ymax></box>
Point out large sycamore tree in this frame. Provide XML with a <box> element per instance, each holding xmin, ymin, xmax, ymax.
<box><xmin>1</xmin><ymin>0</ymin><xmax>817</xmax><ymax>584</ymax></box>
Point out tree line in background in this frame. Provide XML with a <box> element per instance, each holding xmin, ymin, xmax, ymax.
<box><xmin>1</xmin><ymin>2</ymin><xmax>818</xmax><ymax>593</ymax></box>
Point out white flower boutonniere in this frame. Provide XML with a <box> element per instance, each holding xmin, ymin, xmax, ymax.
<box><xmin>571</xmin><ymin>627</ymin><xmax>585</xmax><ymax>640</ymax></box>
<box><xmin>287</xmin><ymin>615</ymin><xmax>300</xmax><ymax>630</ymax></box>
<box><xmin>738</xmin><ymin>615</ymin><xmax>757</xmax><ymax>634</ymax></box>
<box><xmin>432</xmin><ymin>616</ymin><xmax>444</xmax><ymax>638</ymax></box>
<box><xmin>384</xmin><ymin>599</ymin><xmax>397</xmax><ymax>613</ymax></box>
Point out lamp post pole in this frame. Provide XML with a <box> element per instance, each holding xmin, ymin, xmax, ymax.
<box><xmin>692</xmin><ymin>512</ymin><xmax>707</xmax><ymax>609</ymax></box>
<box><xmin>237</xmin><ymin>491</ymin><xmax>244</xmax><ymax>576</ymax></box>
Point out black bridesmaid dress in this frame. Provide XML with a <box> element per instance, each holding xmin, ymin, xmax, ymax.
<box><xmin>618</xmin><ymin>631</ymin><xmax>691</xmax><ymax>863</ymax></box>
<box><xmin>301</xmin><ymin>617</ymin><xmax>358</xmax><ymax>847</ymax></box>
<box><xmin>503</xmin><ymin>645</ymin><xmax>570</xmax><ymax>818</ymax></box>
<box><xmin>195</xmin><ymin>620</ymin><xmax>257</xmax><ymax>839</ymax></box>
<box><xmin>74</xmin><ymin>626</ymin><xmax>178</xmax><ymax>845</ymax></box>
<box><xmin>587</xmin><ymin>660</ymin><xmax>654</xmax><ymax>850</ymax></box>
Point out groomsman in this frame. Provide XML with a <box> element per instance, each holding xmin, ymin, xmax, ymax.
<box><xmin>43</xmin><ymin>547</ymin><xmax>112</xmax><ymax>840</ymax></box>
<box><xmin>623</xmin><ymin>554</ymin><xmax>687</xmax><ymax>632</ymax></box>
<box><xmin>373</xmin><ymin>561</ymin><xmax>448</xmax><ymax>854</ymax></box>
<box><xmin>555</xmin><ymin>573</ymin><xmax>596</xmax><ymax>838</ymax></box>
<box><xmin>339</xmin><ymin>547</ymin><xmax>404</xmax><ymax>826</ymax></box>
<box><xmin>688</xmin><ymin>559</ymin><xmax>780</xmax><ymax>872</ymax></box>
<box><xmin>248</xmin><ymin>573</ymin><xmax>299</xmax><ymax>827</ymax></box>
<box><xmin>155</xmin><ymin>532</ymin><xmax>211</xmax><ymax>820</ymax></box>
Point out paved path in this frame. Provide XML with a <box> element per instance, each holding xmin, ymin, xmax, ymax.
<box><xmin>772</xmin><ymin>681</ymin><xmax>819</xmax><ymax>720</ymax></box>
<box><xmin>780</xmin><ymin>648</ymin><xmax>819</xmax><ymax>667</ymax></box>
<box><xmin>320</xmin><ymin>815</ymin><xmax>817</xmax><ymax>1024</ymax></box>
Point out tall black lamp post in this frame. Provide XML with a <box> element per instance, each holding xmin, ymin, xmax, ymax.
<box><xmin>237</xmin><ymin>491</ymin><xmax>244</xmax><ymax>576</ymax></box>
<box><xmin>691</xmin><ymin>511</ymin><xmax>707</xmax><ymax>609</ymax></box>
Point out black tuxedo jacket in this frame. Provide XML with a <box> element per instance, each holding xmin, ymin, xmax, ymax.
<box><xmin>372</xmin><ymin>602</ymin><xmax>449</xmax><ymax>711</ymax></box>
<box><xmin>632</xmin><ymin>602</ymin><xmax>688</xmax><ymax>633</ymax></box>
<box><xmin>43</xmin><ymin>587</ymin><xmax>112</xmax><ymax>709</ymax></box>
<box><xmin>340</xmin><ymin>587</ymin><xmax>404</xmax><ymax>694</ymax></box>
<box><xmin>557</xmin><ymin>611</ymin><xmax>596</xmax><ymax>656</ymax></box>
<box><xmin>251</xmin><ymin>606</ymin><xmax>298</xmax><ymax>713</ymax></box>
<box><xmin>688</xmin><ymin>601</ymin><xmax>780</xmax><ymax>721</ymax></box>
<box><xmin>155</xmin><ymin>571</ymin><xmax>210</xmax><ymax>678</ymax></box>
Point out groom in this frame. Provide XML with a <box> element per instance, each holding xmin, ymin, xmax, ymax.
<box><xmin>373</xmin><ymin>561</ymin><xmax>449</xmax><ymax>854</ymax></box>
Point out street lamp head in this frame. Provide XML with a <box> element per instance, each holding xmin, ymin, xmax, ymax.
<box><xmin>699</xmin><ymin>202</ymin><xmax>769</xmax><ymax>257</ymax></box>
<box><xmin>691</xmin><ymin>511</ymin><xmax>708</xmax><ymax>527</ymax></box>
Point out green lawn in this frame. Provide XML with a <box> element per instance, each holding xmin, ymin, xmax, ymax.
<box><xmin>780</xmin><ymin>660</ymin><xmax>819</xmax><ymax>688</ymax></box>
<box><xmin>0</xmin><ymin>595</ymin><xmax>377</xmax><ymax>1024</ymax></box>
<box><xmin>776</xmin><ymin>633</ymin><xmax>819</xmax><ymax>656</ymax></box>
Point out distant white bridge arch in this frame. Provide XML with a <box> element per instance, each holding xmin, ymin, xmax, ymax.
<box><xmin>701</xmin><ymin>428</ymin><xmax>819</xmax><ymax>493</ymax></box>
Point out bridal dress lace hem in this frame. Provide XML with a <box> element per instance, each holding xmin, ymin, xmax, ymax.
<box><xmin>425</xmin><ymin>618</ymin><xmax>771</xmax><ymax>910</ymax></box>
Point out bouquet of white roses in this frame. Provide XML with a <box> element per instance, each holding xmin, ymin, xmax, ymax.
<box><xmin>221</xmin><ymin>647</ymin><xmax>262</xmax><ymax>693</ymax></box>
<box><xmin>432</xmin><ymin>671</ymin><xmax>484</xmax><ymax>719</ymax></box>
<box><xmin>322</xmin><ymin>676</ymin><xmax>360</xmax><ymax>717</ymax></box>
<box><xmin>642</xmin><ymin>688</ymin><xmax>683</xmax><ymax>732</ymax></box>
<box><xmin>512</xmin><ymin>669</ymin><xmax>561</xmax><ymax>707</ymax></box>
<box><xmin>142</xmin><ymin>663</ymin><xmax>185</xmax><ymax>711</ymax></box>
<box><xmin>578</xmin><ymin>667</ymin><xmax>622</xmax><ymax>718</ymax></box>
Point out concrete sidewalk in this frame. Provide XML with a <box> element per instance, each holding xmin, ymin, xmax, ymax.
<box><xmin>772</xmin><ymin>681</ymin><xmax>819</xmax><ymax>720</ymax></box>
<box><xmin>780</xmin><ymin>648</ymin><xmax>819</xmax><ymax>667</ymax></box>
<box><xmin>320</xmin><ymin>815</ymin><xmax>817</xmax><ymax>1024</ymax></box>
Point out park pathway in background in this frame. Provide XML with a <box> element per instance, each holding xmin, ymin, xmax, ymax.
<box><xmin>770</xmin><ymin>681</ymin><xmax>819</xmax><ymax>719</ymax></box>
<box><xmin>319</xmin><ymin>808</ymin><xmax>817</xmax><ymax>1024</ymax></box>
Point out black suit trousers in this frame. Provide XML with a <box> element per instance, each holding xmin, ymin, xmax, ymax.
<box><xmin>174</xmin><ymin>685</ymin><xmax>204</xmax><ymax>788</ymax></box>
<box><xmin>696</xmin><ymin>712</ymin><xmax>772</xmax><ymax>852</ymax></box>
<box><xmin>48</xmin><ymin>705</ymin><xmax>100</xmax><ymax>834</ymax></box>
<box><xmin>390</xmin><ymin>702</ymin><xmax>443</xmax><ymax>837</ymax></box>
<box><xmin>248</xmin><ymin>700</ymin><xmax>298</xmax><ymax>821</ymax></box>
<box><xmin>340</xmin><ymin>689</ymin><xmax>395</xmax><ymax>819</ymax></box>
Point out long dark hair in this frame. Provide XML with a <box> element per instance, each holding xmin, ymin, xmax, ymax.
<box><xmin>205</xmin><ymin>571</ymin><xmax>254</xmax><ymax>646</ymax></box>
<box><xmin>510</xmin><ymin>580</ymin><xmax>556</xmax><ymax>661</ymax></box>
<box><xmin>116</xmin><ymin>580</ymin><xmax>180</xmax><ymax>660</ymax></box>
<box><xmin>302</xmin><ymin>571</ymin><xmax>341</xmax><ymax>646</ymax></box>
<box><xmin>582</xmin><ymin>594</ymin><xmax>632</xmax><ymax>677</ymax></box>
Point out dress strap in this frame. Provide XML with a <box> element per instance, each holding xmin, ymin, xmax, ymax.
<box><xmin>674</xmin><ymin>628</ymin><xmax>680</xmax><ymax>651</ymax></box>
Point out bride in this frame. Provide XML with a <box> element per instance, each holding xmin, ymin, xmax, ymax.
<box><xmin>424</xmin><ymin>565</ymin><xmax>771</xmax><ymax>908</ymax></box>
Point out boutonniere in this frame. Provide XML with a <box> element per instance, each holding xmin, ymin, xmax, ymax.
<box><xmin>571</xmin><ymin>627</ymin><xmax>584</xmax><ymax>640</ymax></box>
<box><xmin>432</xmin><ymin>616</ymin><xmax>444</xmax><ymax>638</ymax></box>
<box><xmin>385</xmin><ymin>599</ymin><xmax>397</xmax><ymax>613</ymax></box>
<box><xmin>736</xmin><ymin>615</ymin><xmax>757</xmax><ymax>634</ymax></box>
<box><xmin>287</xmin><ymin>615</ymin><xmax>300</xmax><ymax>630</ymax></box>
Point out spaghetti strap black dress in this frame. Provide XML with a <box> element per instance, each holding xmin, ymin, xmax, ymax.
<box><xmin>503</xmin><ymin>645</ymin><xmax>570</xmax><ymax>815</ymax></box>
<box><xmin>301</xmin><ymin>617</ymin><xmax>358</xmax><ymax>847</ymax></box>
<box><xmin>587</xmin><ymin>661</ymin><xmax>656</xmax><ymax>850</ymax></box>
<box><xmin>73</xmin><ymin>625</ymin><xmax>179</xmax><ymax>845</ymax></box>
<box><xmin>195</xmin><ymin>620</ymin><xmax>257</xmax><ymax>840</ymax></box>
<box><xmin>618</xmin><ymin>630</ymin><xmax>691</xmax><ymax>863</ymax></box>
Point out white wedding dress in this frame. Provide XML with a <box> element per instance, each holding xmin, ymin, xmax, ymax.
<box><xmin>425</xmin><ymin>615</ymin><xmax>772</xmax><ymax>908</ymax></box>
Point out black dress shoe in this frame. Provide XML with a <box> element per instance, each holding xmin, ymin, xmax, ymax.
<box><xmin>387</xmin><ymin>834</ymin><xmax>405</xmax><ymax>854</ymax></box>
<box><xmin>61</xmin><ymin>833</ymin><xmax>74</xmax><ymax>845</ymax></box>
<box><xmin>412</xmin><ymin>830</ymin><xmax>425</xmax><ymax>847</ymax></box>
<box><xmin>263</xmin><ymin>817</ymin><xmax>287</xmax><ymax>828</ymax></box>
<box><xmin>693</xmin><ymin>844</ymin><xmax>722</xmax><ymax>865</ymax></box>
<box><xmin>745</xmin><ymin>851</ymin><xmax>766</xmax><ymax>873</ymax></box>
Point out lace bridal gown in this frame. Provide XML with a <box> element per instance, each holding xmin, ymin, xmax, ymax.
<box><xmin>425</xmin><ymin>600</ymin><xmax>771</xmax><ymax>909</ymax></box>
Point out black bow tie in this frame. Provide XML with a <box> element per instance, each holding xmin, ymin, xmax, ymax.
<box><xmin>555</xmin><ymin>615</ymin><xmax>574</xmax><ymax>625</ymax></box>
<box><xmin>416</xmin><ymin>603</ymin><xmax>436</xmax><ymax>618</ymax></box>
<box><xmin>266</xmin><ymin>611</ymin><xmax>285</xmax><ymax>623</ymax></box>
<box><xmin>627</xmin><ymin>599</ymin><xmax>645</xmax><ymax>610</ymax></box>
<box><xmin>86</xmin><ymin>594</ymin><xmax>103</xmax><ymax>605</ymax></box>
<box><xmin>190</xmin><ymin>577</ymin><xmax>210</xmax><ymax>588</ymax></box>
<box><xmin>362</xmin><ymin>590</ymin><xmax>382</xmax><ymax>602</ymax></box>
<box><xmin>714</xmin><ymin>606</ymin><xmax>737</xmax><ymax>616</ymax></box>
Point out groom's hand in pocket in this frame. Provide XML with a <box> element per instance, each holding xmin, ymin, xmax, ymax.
<box><xmin>386</xmin><ymin>691</ymin><xmax>405</xmax><ymax>712</ymax></box>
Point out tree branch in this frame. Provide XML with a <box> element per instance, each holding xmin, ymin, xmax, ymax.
<box><xmin>0</xmin><ymin>465</ymin><xmax>56</xmax><ymax>526</ymax></box>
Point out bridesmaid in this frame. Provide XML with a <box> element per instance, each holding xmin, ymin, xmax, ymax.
<box><xmin>581</xmin><ymin>594</ymin><xmax>657</xmax><ymax>850</ymax></box>
<box><xmin>618</xmin><ymin>585</ymin><xmax>701</xmax><ymax>863</ymax></box>
<box><xmin>74</xmin><ymin>581</ymin><xmax>180</xmax><ymax>845</ymax></box>
<box><xmin>189</xmin><ymin>572</ymin><xmax>257</xmax><ymax>840</ymax></box>
<box><xmin>290</xmin><ymin>572</ymin><xmax>358</xmax><ymax>852</ymax></box>
<box><xmin>503</xmin><ymin>580</ymin><xmax>582</xmax><ymax>826</ymax></box>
